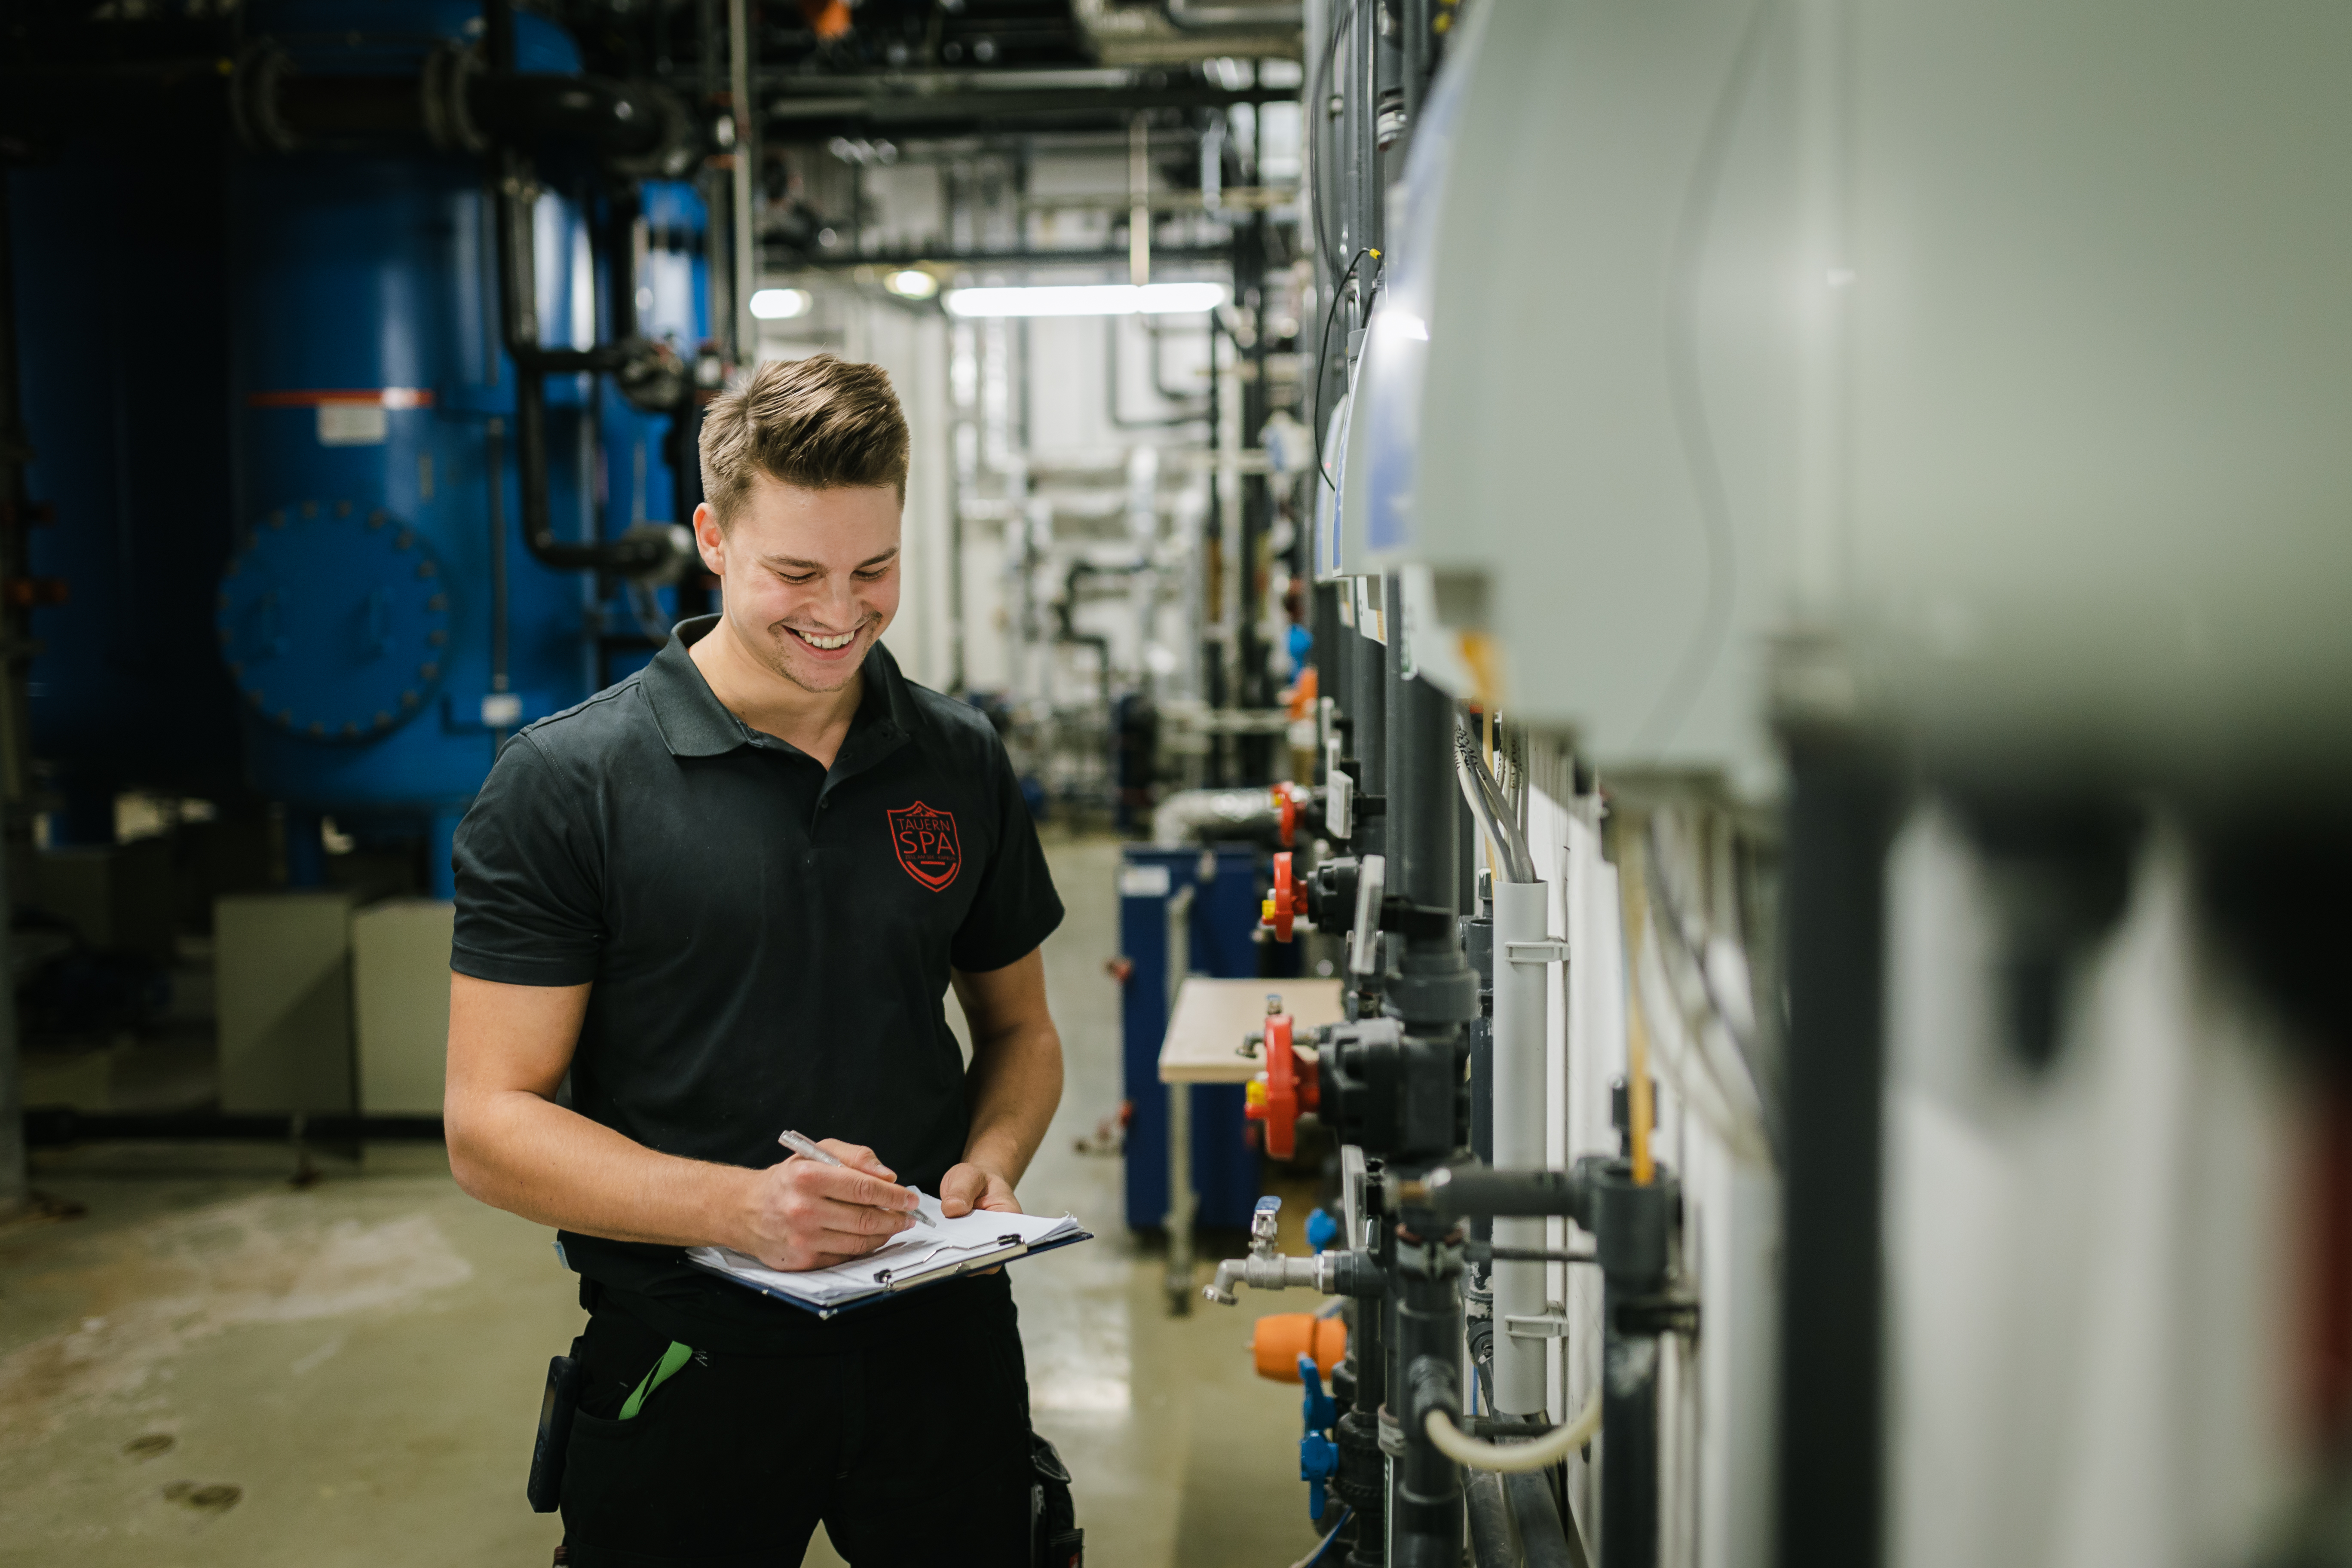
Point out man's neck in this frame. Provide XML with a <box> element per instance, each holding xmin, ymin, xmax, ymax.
<box><xmin>689</xmin><ymin>615</ymin><xmax>865</xmax><ymax>769</ymax></box>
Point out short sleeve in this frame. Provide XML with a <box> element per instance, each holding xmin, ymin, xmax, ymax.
<box><xmin>949</xmin><ymin>741</ymin><xmax>1065</xmax><ymax>974</ymax></box>
<box><xmin>450</xmin><ymin>732</ymin><xmax>605</xmax><ymax>986</ymax></box>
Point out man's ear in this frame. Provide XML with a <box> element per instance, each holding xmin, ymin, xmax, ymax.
<box><xmin>692</xmin><ymin>501</ymin><xmax>726</xmax><ymax>574</ymax></box>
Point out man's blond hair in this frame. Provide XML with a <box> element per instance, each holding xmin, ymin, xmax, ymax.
<box><xmin>698</xmin><ymin>353</ymin><xmax>910</xmax><ymax>525</ymax></box>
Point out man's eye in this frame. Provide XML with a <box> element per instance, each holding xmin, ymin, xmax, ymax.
<box><xmin>854</xmin><ymin>569</ymin><xmax>888</xmax><ymax>581</ymax></box>
<box><xmin>780</xmin><ymin>573</ymin><xmax>817</xmax><ymax>585</ymax></box>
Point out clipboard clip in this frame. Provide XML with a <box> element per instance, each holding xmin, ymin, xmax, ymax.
<box><xmin>878</xmin><ymin>1239</ymin><xmax>1032</xmax><ymax>1290</ymax></box>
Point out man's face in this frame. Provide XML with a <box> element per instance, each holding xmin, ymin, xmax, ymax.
<box><xmin>694</xmin><ymin>472</ymin><xmax>902</xmax><ymax>695</ymax></box>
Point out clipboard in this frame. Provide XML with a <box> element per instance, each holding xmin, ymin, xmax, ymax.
<box><xmin>685</xmin><ymin>1227</ymin><xmax>1096</xmax><ymax>1320</ymax></box>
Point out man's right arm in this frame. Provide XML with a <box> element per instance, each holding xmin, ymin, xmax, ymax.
<box><xmin>442</xmin><ymin>972</ymin><xmax>917</xmax><ymax>1269</ymax></box>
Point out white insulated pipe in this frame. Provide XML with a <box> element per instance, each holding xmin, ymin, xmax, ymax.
<box><xmin>1490</xmin><ymin>876</ymin><xmax>1551</xmax><ymax>1415</ymax></box>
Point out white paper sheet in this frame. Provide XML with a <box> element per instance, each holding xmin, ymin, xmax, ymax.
<box><xmin>685</xmin><ymin>1193</ymin><xmax>1088</xmax><ymax>1308</ymax></box>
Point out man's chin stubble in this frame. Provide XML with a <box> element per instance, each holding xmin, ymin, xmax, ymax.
<box><xmin>761</xmin><ymin>629</ymin><xmax>864</xmax><ymax>694</ymax></box>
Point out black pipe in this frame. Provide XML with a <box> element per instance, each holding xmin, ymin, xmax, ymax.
<box><xmin>1351</xmin><ymin>578</ymin><xmax>1387</xmax><ymax>853</ymax></box>
<box><xmin>1233</xmin><ymin>217</ymin><xmax>1276</xmax><ymax>781</ymax></box>
<box><xmin>1057</xmin><ymin>559</ymin><xmax>1145</xmax><ymax>740</ymax></box>
<box><xmin>1312</xmin><ymin>577</ymin><xmax>1342</xmax><ymax>787</ymax></box>
<box><xmin>1338</xmin><ymin>1203</ymin><xmax>1393</xmax><ymax>1568</ymax></box>
<box><xmin>1338</xmin><ymin>577</ymin><xmax>1388</xmax><ymax>1010</ymax></box>
<box><xmin>1466</xmin><ymin>1469</ymin><xmax>1517</xmax><ymax>1568</ymax></box>
<box><xmin>1588</xmin><ymin>1161</ymin><xmax>1672</xmax><ymax>1568</ymax></box>
<box><xmin>487</xmin><ymin>147</ymin><xmax>680</xmax><ymax>578</ymax></box>
<box><xmin>1506</xmin><ymin>1469</ymin><xmax>1588</xmax><ymax>1568</ymax></box>
<box><xmin>487</xmin><ymin>415</ymin><xmax>511</xmax><ymax>699</ymax></box>
<box><xmin>1387</xmin><ymin>659</ymin><xmax>1477</xmax><ymax>1036</ymax></box>
<box><xmin>469</xmin><ymin>74</ymin><xmax>680</xmax><ymax>163</ymax></box>
<box><xmin>484</xmin><ymin>0</ymin><xmax>515</xmax><ymax>76</ymax></box>
<box><xmin>1774</xmin><ymin>738</ymin><xmax>1893</xmax><ymax>1568</ymax></box>
<box><xmin>1417</xmin><ymin>1164</ymin><xmax>1588</xmax><ymax>1219</ymax></box>
<box><xmin>236</xmin><ymin>40</ymin><xmax>683</xmax><ymax>166</ymax></box>
<box><xmin>477</xmin><ymin>0</ymin><xmax>686</xmax><ymax>580</ymax></box>
<box><xmin>1384</xmin><ymin>589</ymin><xmax>1477</xmax><ymax>1567</ymax></box>
<box><xmin>1393</xmin><ymin>1257</ymin><xmax>1465</xmax><ymax>1567</ymax></box>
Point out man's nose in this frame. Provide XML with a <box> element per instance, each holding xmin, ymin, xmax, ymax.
<box><xmin>817</xmin><ymin>572</ymin><xmax>860</xmax><ymax>624</ymax></box>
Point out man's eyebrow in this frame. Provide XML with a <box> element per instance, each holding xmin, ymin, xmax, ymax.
<box><xmin>758</xmin><ymin>547</ymin><xmax>901</xmax><ymax>572</ymax></box>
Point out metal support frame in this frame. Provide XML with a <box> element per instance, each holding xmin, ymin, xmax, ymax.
<box><xmin>0</xmin><ymin>191</ymin><xmax>26</xmax><ymax>1216</ymax></box>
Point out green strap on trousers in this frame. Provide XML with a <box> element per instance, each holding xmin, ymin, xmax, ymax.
<box><xmin>618</xmin><ymin>1341</ymin><xmax>695</xmax><ymax>1421</ymax></box>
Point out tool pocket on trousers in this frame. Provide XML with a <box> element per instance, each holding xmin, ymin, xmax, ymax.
<box><xmin>560</xmin><ymin>1406</ymin><xmax>698</xmax><ymax>1554</ymax></box>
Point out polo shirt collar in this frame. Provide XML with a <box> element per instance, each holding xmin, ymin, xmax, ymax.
<box><xmin>644</xmin><ymin>615</ymin><xmax>915</xmax><ymax>763</ymax></box>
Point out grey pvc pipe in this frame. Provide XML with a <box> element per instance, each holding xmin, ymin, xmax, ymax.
<box><xmin>1459</xmin><ymin>713</ymin><xmax>1552</xmax><ymax>1414</ymax></box>
<box><xmin>1489</xmin><ymin>876</ymin><xmax>1551</xmax><ymax>1415</ymax></box>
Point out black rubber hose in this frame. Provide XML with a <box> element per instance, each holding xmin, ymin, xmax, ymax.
<box><xmin>1505</xmin><ymin>1470</ymin><xmax>1587</xmax><ymax>1568</ymax></box>
<box><xmin>1466</xmin><ymin>1470</ymin><xmax>1518</xmax><ymax>1568</ymax></box>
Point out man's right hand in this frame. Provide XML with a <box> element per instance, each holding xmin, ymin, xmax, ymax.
<box><xmin>733</xmin><ymin>1139</ymin><xmax>920</xmax><ymax>1271</ymax></box>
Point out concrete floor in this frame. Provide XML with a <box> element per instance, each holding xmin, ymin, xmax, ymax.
<box><xmin>0</xmin><ymin>836</ymin><xmax>1335</xmax><ymax>1567</ymax></box>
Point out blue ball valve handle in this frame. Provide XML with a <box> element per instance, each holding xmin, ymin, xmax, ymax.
<box><xmin>1305</xmin><ymin>1205</ymin><xmax>1339</xmax><ymax>1253</ymax></box>
<box><xmin>1297</xmin><ymin>1352</ymin><xmax>1339</xmax><ymax>1520</ymax></box>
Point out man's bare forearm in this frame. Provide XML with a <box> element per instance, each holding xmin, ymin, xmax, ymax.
<box><xmin>447</xmin><ymin>1087</ymin><xmax>760</xmax><ymax>1250</ymax></box>
<box><xmin>962</xmin><ymin>1020</ymin><xmax>1063</xmax><ymax>1188</ymax></box>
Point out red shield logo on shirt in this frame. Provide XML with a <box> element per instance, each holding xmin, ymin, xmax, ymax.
<box><xmin>887</xmin><ymin>802</ymin><xmax>962</xmax><ymax>891</ymax></box>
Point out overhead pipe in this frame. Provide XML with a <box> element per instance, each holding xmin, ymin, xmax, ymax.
<box><xmin>726</xmin><ymin>0</ymin><xmax>755</xmax><ymax>363</ymax></box>
<box><xmin>1161</xmin><ymin>0</ymin><xmax>1305</xmax><ymax>28</ymax></box>
<box><xmin>230</xmin><ymin>37</ymin><xmax>691</xmax><ymax>172</ymax></box>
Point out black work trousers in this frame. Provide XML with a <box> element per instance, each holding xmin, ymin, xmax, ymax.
<box><xmin>558</xmin><ymin>1281</ymin><xmax>1038</xmax><ymax>1567</ymax></box>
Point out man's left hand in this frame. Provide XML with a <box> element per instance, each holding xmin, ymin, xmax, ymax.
<box><xmin>939</xmin><ymin>1162</ymin><xmax>1021</xmax><ymax>1218</ymax></box>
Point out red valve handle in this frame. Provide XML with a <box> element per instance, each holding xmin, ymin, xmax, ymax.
<box><xmin>1274</xmin><ymin>784</ymin><xmax>1300</xmax><ymax>848</ymax></box>
<box><xmin>1243</xmin><ymin>1012</ymin><xmax>1317</xmax><ymax>1160</ymax></box>
<box><xmin>1261</xmin><ymin>851</ymin><xmax>1297</xmax><ymax>943</ymax></box>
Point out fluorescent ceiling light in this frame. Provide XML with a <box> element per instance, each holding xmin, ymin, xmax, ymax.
<box><xmin>943</xmin><ymin>282</ymin><xmax>1228</xmax><ymax>318</ymax></box>
<box><xmin>885</xmin><ymin>270</ymin><xmax>940</xmax><ymax>300</ymax></box>
<box><xmin>749</xmin><ymin>288</ymin><xmax>812</xmax><ymax>320</ymax></box>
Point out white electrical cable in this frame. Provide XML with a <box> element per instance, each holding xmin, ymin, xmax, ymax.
<box><xmin>1423</xmin><ymin>1387</ymin><xmax>1602</xmax><ymax>1473</ymax></box>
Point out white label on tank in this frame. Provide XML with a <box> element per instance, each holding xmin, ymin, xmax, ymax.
<box><xmin>1119</xmin><ymin>864</ymin><xmax>1172</xmax><ymax>898</ymax></box>
<box><xmin>317</xmin><ymin>404</ymin><xmax>388</xmax><ymax>446</ymax></box>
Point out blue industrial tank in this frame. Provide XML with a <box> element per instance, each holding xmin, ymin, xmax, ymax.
<box><xmin>217</xmin><ymin>0</ymin><xmax>704</xmax><ymax>891</ymax></box>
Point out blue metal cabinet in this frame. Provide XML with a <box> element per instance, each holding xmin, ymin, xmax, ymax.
<box><xmin>1118</xmin><ymin>844</ymin><xmax>1267</xmax><ymax>1231</ymax></box>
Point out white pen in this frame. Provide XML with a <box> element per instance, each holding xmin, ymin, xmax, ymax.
<box><xmin>777</xmin><ymin>1129</ymin><xmax>936</xmax><ymax>1227</ymax></box>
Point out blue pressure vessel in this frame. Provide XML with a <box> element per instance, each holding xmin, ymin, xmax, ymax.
<box><xmin>216</xmin><ymin>0</ymin><xmax>695</xmax><ymax>891</ymax></box>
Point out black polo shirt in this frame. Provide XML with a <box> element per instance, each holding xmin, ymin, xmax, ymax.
<box><xmin>450</xmin><ymin>616</ymin><xmax>1063</xmax><ymax>1350</ymax></box>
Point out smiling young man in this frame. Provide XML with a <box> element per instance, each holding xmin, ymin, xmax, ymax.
<box><xmin>442</xmin><ymin>354</ymin><xmax>1067</xmax><ymax>1566</ymax></box>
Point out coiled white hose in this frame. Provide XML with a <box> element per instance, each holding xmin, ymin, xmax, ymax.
<box><xmin>1423</xmin><ymin>1387</ymin><xmax>1602</xmax><ymax>1473</ymax></box>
